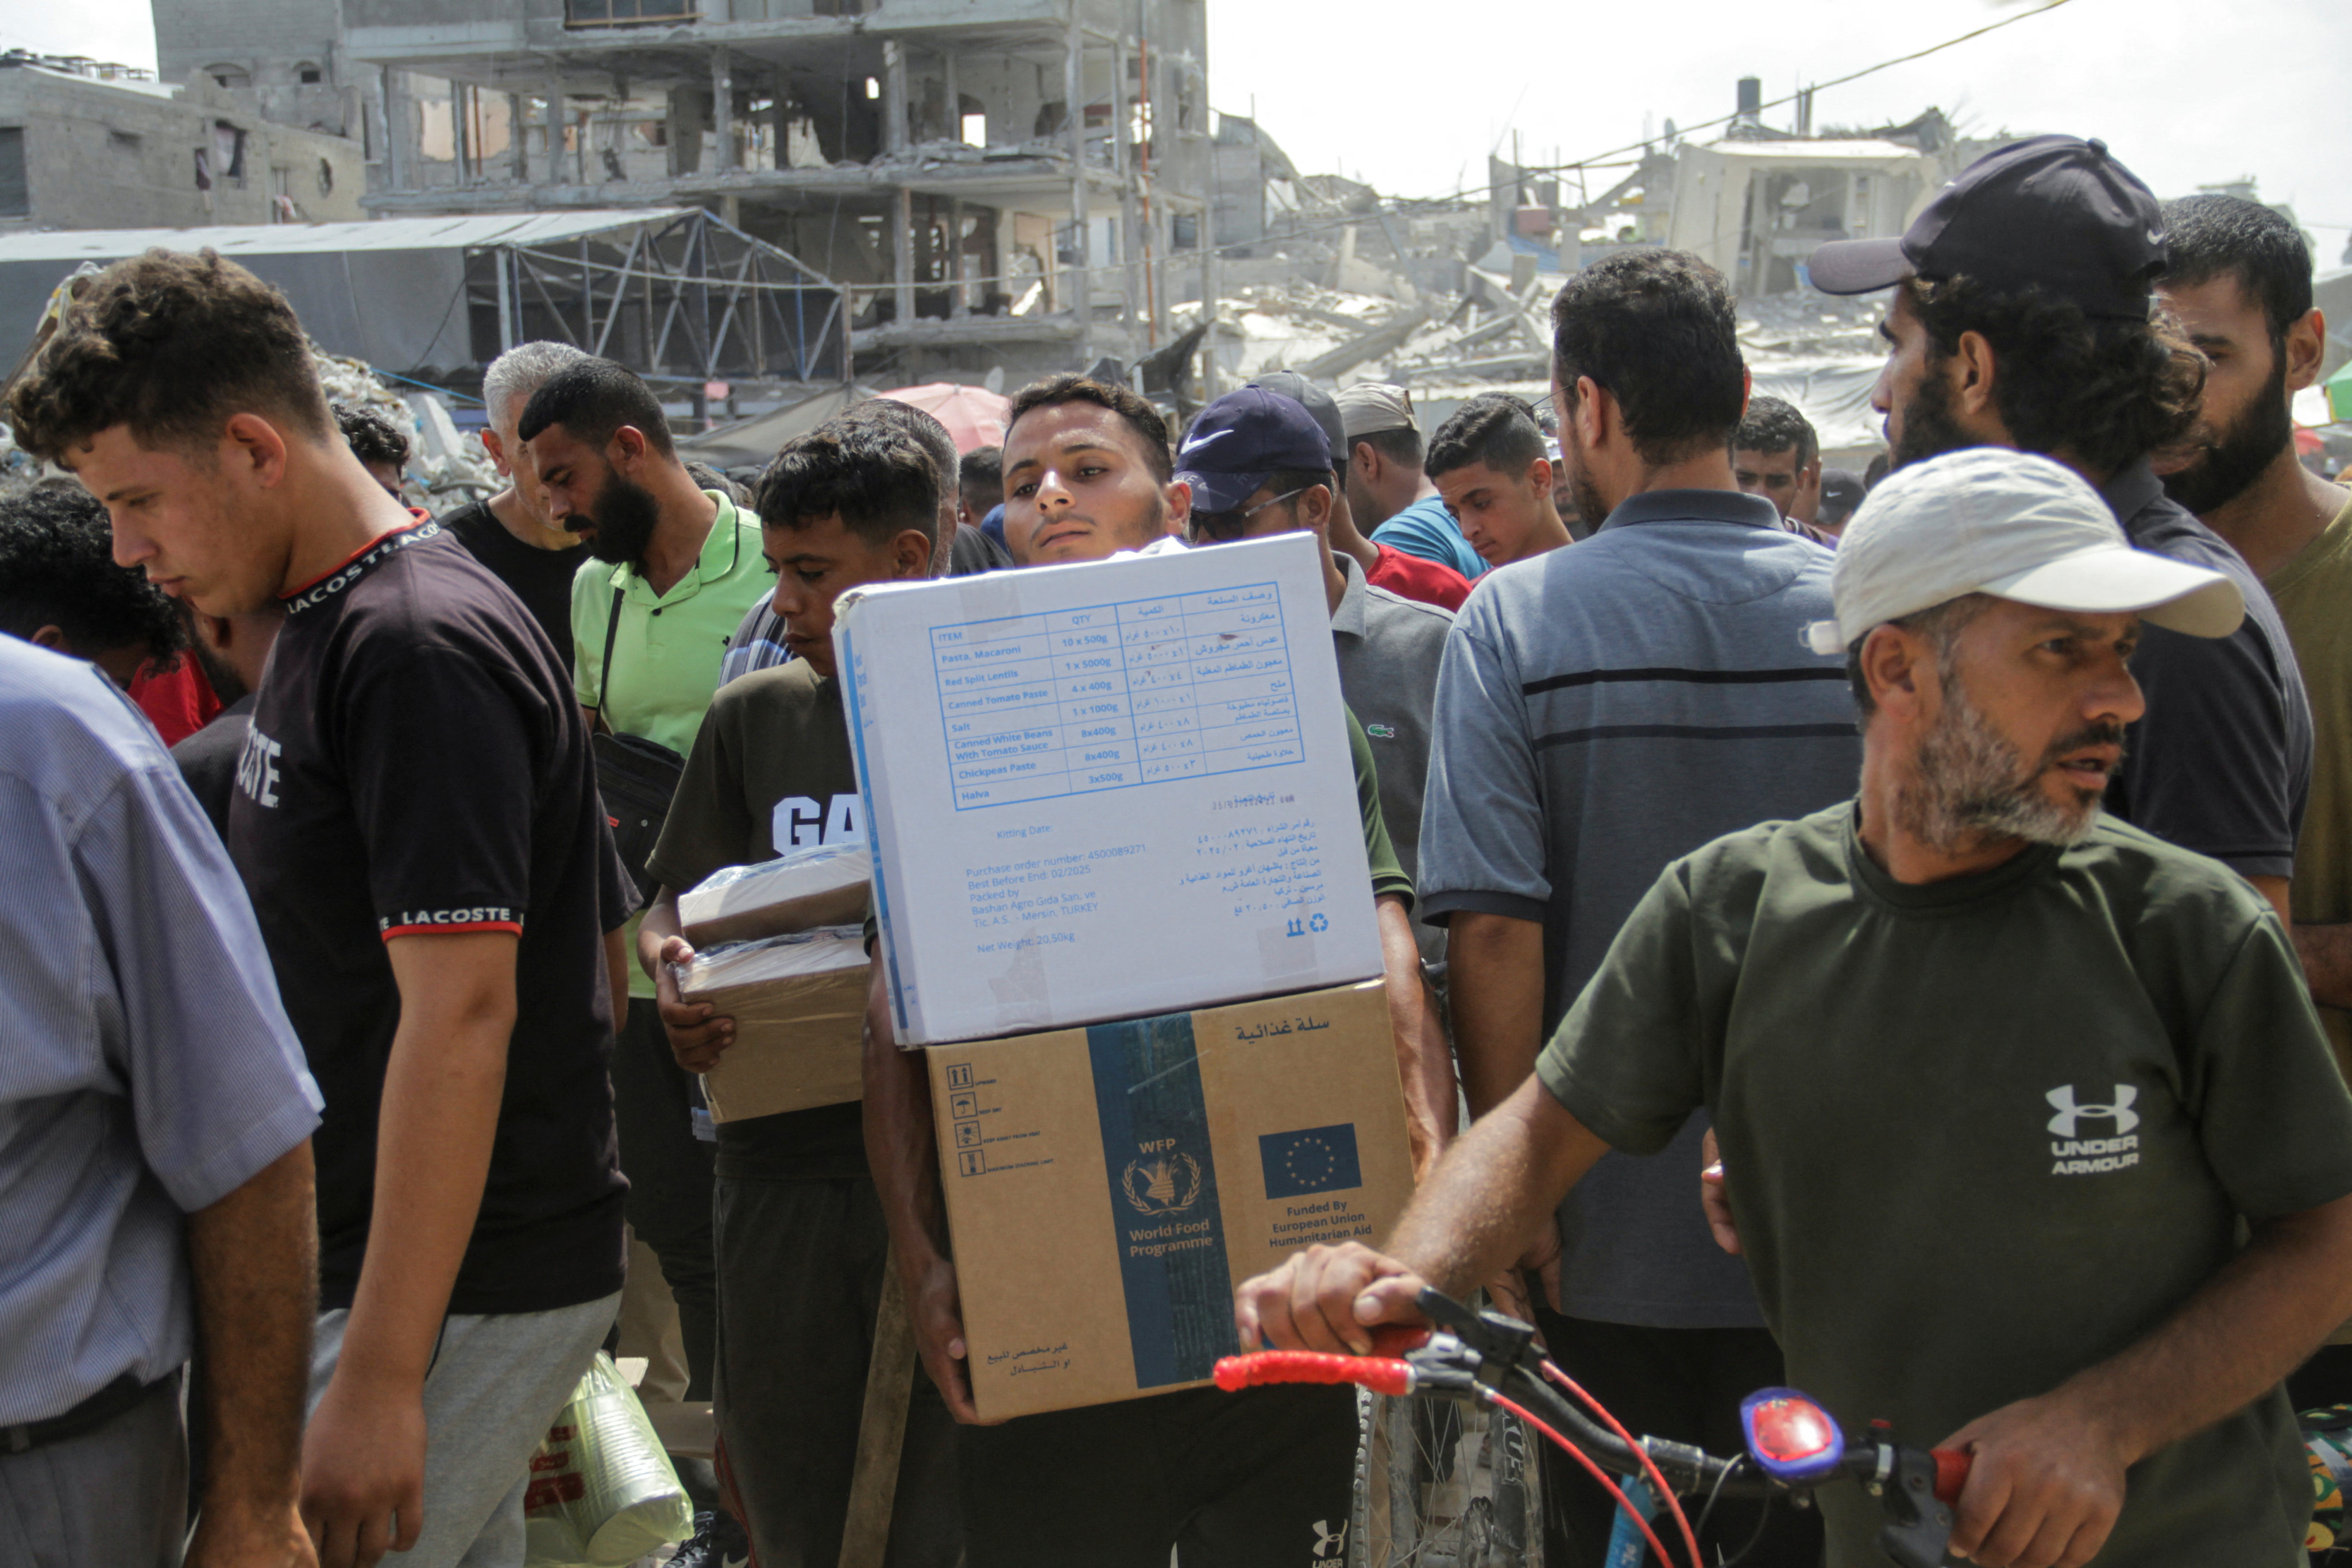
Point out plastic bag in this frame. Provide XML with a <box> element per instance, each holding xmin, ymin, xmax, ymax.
<box><xmin>522</xmin><ymin>1351</ymin><xmax>695</xmax><ymax>1567</ymax></box>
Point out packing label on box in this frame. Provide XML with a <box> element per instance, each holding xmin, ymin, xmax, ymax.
<box><xmin>838</xmin><ymin>534</ymin><xmax>1382</xmax><ymax>1045</ymax></box>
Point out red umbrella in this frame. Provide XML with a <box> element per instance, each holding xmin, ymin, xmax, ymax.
<box><xmin>876</xmin><ymin>383</ymin><xmax>1013</xmax><ymax>454</ymax></box>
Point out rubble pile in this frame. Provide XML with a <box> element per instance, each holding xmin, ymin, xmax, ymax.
<box><xmin>314</xmin><ymin>346</ymin><xmax>500</xmax><ymax>506</ymax></box>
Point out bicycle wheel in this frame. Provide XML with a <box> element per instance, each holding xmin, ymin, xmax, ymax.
<box><xmin>1360</xmin><ymin>1385</ymin><xmax>1542</xmax><ymax>1567</ymax></box>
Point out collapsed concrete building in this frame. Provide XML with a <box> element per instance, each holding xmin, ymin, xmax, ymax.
<box><xmin>172</xmin><ymin>0</ymin><xmax>1221</xmax><ymax>383</ymax></box>
<box><xmin>0</xmin><ymin>50</ymin><xmax>367</xmax><ymax>231</ymax></box>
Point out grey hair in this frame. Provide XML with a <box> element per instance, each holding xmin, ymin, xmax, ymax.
<box><xmin>1844</xmin><ymin>593</ymin><xmax>1995</xmax><ymax>724</ymax></box>
<box><xmin>483</xmin><ymin>341</ymin><xmax>592</xmax><ymax>430</ymax></box>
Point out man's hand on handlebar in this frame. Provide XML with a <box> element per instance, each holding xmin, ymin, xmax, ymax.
<box><xmin>1938</xmin><ymin>1390</ymin><xmax>2125</xmax><ymax>1568</ymax></box>
<box><xmin>1234</xmin><ymin>1241</ymin><xmax>1432</xmax><ymax>1356</ymax></box>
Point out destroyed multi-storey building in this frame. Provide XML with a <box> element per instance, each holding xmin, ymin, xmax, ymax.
<box><xmin>0</xmin><ymin>50</ymin><xmax>366</xmax><ymax>231</ymax></box>
<box><xmin>242</xmin><ymin>0</ymin><xmax>1219</xmax><ymax>382</ymax></box>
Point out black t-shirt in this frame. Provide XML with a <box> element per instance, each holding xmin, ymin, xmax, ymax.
<box><xmin>2103</xmin><ymin>462</ymin><xmax>2313</xmax><ymax>879</ymax></box>
<box><xmin>646</xmin><ymin>659</ymin><xmax>870</xmax><ymax>1181</ymax></box>
<box><xmin>441</xmin><ymin>497</ymin><xmax>593</xmax><ymax>673</ymax></box>
<box><xmin>229</xmin><ymin>520</ymin><xmax>627</xmax><ymax>1315</ymax></box>
<box><xmin>171</xmin><ymin>690</ymin><xmax>255</xmax><ymax>840</ymax></box>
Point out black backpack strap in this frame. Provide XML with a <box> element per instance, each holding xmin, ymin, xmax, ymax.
<box><xmin>594</xmin><ymin>583</ymin><xmax>625</xmax><ymax>727</ymax></box>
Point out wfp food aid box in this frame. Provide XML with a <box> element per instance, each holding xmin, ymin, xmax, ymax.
<box><xmin>673</xmin><ymin>928</ymin><xmax>869</xmax><ymax>1121</ymax></box>
<box><xmin>928</xmin><ymin>979</ymin><xmax>1412</xmax><ymax>1421</ymax></box>
<box><xmin>677</xmin><ymin>843</ymin><xmax>872</xmax><ymax>948</ymax></box>
<box><xmin>833</xmin><ymin>531</ymin><xmax>1381</xmax><ymax>1046</ymax></box>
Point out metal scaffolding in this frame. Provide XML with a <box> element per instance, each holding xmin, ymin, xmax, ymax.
<box><xmin>481</xmin><ymin>207</ymin><xmax>851</xmax><ymax>391</ymax></box>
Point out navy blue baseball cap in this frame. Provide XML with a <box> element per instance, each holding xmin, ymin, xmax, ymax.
<box><xmin>1175</xmin><ymin>387</ymin><xmax>1336</xmax><ymax>513</ymax></box>
<box><xmin>1809</xmin><ymin>135</ymin><xmax>2165</xmax><ymax>321</ymax></box>
<box><xmin>1248</xmin><ymin>371</ymin><xmax>1349</xmax><ymax>466</ymax></box>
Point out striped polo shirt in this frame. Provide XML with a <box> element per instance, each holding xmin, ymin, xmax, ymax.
<box><xmin>1419</xmin><ymin>486</ymin><xmax>1861</xmax><ymax>1328</ymax></box>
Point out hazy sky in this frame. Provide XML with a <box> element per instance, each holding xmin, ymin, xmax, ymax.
<box><xmin>11</xmin><ymin>0</ymin><xmax>2347</xmax><ymax>256</ymax></box>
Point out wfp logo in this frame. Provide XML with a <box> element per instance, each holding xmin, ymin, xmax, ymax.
<box><xmin>1122</xmin><ymin>1152</ymin><xmax>1203</xmax><ymax>1215</ymax></box>
<box><xmin>2045</xmin><ymin>1084</ymin><xmax>2139</xmax><ymax>1138</ymax></box>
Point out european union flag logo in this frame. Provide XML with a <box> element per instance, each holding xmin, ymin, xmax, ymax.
<box><xmin>1260</xmin><ymin>1124</ymin><xmax>1362</xmax><ymax>1199</ymax></box>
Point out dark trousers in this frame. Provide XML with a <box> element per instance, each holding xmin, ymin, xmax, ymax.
<box><xmin>1531</xmin><ymin>1306</ymin><xmax>1825</xmax><ymax>1568</ymax></box>
<box><xmin>612</xmin><ymin>997</ymin><xmax>718</xmax><ymax>1401</ymax></box>
<box><xmin>713</xmin><ymin>1173</ymin><xmax>962</xmax><ymax>1568</ymax></box>
<box><xmin>959</xmin><ymin>1383</ymin><xmax>1358</xmax><ymax>1568</ymax></box>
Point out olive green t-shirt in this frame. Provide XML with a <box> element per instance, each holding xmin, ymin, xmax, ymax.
<box><xmin>2264</xmin><ymin>489</ymin><xmax>2352</xmax><ymax>1079</ymax></box>
<box><xmin>1538</xmin><ymin>804</ymin><xmax>2352</xmax><ymax>1568</ymax></box>
<box><xmin>647</xmin><ymin>658</ymin><xmax>868</xmax><ymax>1181</ymax></box>
<box><xmin>1349</xmin><ymin>707</ymin><xmax>1413</xmax><ymax>910</ymax></box>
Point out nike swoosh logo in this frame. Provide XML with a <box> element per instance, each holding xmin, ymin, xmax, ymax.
<box><xmin>1180</xmin><ymin>428</ymin><xmax>1232</xmax><ymax>454</ymax></box>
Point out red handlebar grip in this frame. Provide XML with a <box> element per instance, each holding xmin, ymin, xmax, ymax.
<box><xmin>1932</xmin><ymin>1448</ymin><xmax>1971</xmax><ymax>1507</ymax></box>
<box><xmin>1212</xmin><ymin>1351</ymin><xmax>1412</xmax><ymax>1396</ymax></box>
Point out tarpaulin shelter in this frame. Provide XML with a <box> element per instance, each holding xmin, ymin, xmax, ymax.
<box><xmin>0</xmin><ymin>208</ymin><xmax>848</xmax><ymax>389</ymax></box>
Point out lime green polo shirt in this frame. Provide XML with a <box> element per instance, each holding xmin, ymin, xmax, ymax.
<box><xmin>570</xmin><ymin>491</ymin><xmax>772</xmax><ymax>996</ymax></box>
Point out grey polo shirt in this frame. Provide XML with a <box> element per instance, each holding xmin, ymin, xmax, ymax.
<box><xmin>1332</xmin><ymin>552</ymin><xmax>1454</xmax><ymax>963</ymax></box>
<box><xmin>2102</xmin><ymin>461</ymin><xmax>2311</xmax><ymax>878</ymax></box>
<box><xmin>0</xmin><ymin>639</ymin><xmax>322</xmax><ymax>1423</ymax></box>
<box><xmin>1419</xmin><ymin>488</ymin><xmax>1861</xmax><ymax>1328</ymax></box>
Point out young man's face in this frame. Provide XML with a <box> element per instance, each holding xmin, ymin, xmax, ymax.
<box><xmin>762</xmin><ymin>512</ymin><xmax>930</xmax><ymax>678</ymax></box>
<box><xmin>1871</xmin><ymin>287</ymin><xmax>1981</xmax><ymax>470</ymax></box>
<box><xmin>523</xmin><ymin>424</ymin><xmax>659</xmax><ymax>563</ymax></box>
<box><xmin>2153</xmin><ymin>272</ymin><xmax>2298</xmax><ymax>515</ymax></box>
<box><xmin>72</xmin><ymin>422</ymin><xmax>295</xmax><ymax>617</ymax></box>
<box><xmin>1001</xmin><ymin>402</ymin><xmax>1186</xmax><ymax>564</ymax></box>
<box><xmin>1732</xmin><ymin>446</ymin><xmax>1819</xmax><ymax>522</ymax></box>
<box><xmin>1432</xmin><ymin>458</ymin><xmax>1553</xmax><ymax>566</ymax></box>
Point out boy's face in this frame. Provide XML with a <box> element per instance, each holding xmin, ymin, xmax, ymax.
<box><xmin>1433</xmin><ymin>457</ymin><xmax>1552</xmax><ymax>567</ymax></box>
<box><xmin>763</xmin><ymin>513</ymin><xmax>929</xmax><ymax>677</ymax></box>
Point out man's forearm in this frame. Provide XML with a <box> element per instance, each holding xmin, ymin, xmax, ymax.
<box><xmin>1445</xmin><ymin>912</ymin><xmax>1547</xmax><ymax>1118</ymax></box>
<box><xmin>2293</xmin><ymin>921</ymin><xmax>2352</xmax><ymax>1013</ymax></box>
<box><xmin>2053</xmin><ymin>1192</ymin><xmax>2352</xmax><ymax>1464</ymax></box>
<box><xmin>1385</xmin><ymin>1075</ymin><xmax>1609</xmax><ymax>1298</ymax></box>
<box><xmin>1377</xmin><ymin>895</ymin><xmax>1455</xmax><ymax>1176</ymax></box>
<box><xmin>861</xmin><ymin>968</ymin><xmax>948</xmax><ymax>1269</ymax></box>
<box><xmin>343</xmin><ymin>938</ymin><xmax>516</xmax><ymax>1392</ymax></box>
<box><xmin>187</xmin><ymin>1141</ymin><xmax>318</xmax><ymax>1521</ymax></box>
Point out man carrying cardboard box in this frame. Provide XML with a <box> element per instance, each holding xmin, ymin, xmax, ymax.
<box><xmin>638</xmin><ymin>420</ymin><xmax>961</xmax><ymax>1568</ymax></box>
<box><xmin>864</xmin><ymin>373</ymin><xmax>1439</xmax><ymax>1568</ymax></box>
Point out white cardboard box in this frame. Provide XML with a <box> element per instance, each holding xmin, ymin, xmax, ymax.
<box><xmin>835</xmin><ymin>532</ymin><xmax>1381</xmax><ymax>1046</ymax></box>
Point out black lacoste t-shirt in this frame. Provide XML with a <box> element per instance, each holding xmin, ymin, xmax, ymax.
<box><xmin>440</xmin><ymin>497</ymin><xmax>594</xmax><ymax>674</ymax></box>
<box><xmin>229</xmin><ymin>519</ymin><xmax>627</xmax><ymax>1315</ymax></box>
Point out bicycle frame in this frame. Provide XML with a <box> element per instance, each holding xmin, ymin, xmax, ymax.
<box><xmin>1217</xmin><ymin>1287</ymin><xmax>1968</xmax><ymax>1568</ymax></box>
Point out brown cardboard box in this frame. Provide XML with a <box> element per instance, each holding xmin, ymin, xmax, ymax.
<box><xmin>927</xmin><ymin>979</ymin><xmax>1411</xmax><ymax>1421</ymax></box>
<box><xmin>678</xmin><ymin>930</ymin><xmax>870</xmax><ymax>1122</ymax></box>
<box><xmin>677</xmin><ymin>846</ymin><xmax>871</xmax><ymax>949</ymax></box>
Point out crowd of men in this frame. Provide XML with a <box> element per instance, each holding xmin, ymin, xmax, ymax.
<box><xmin>2</xmin><ymin>130</ymin><xmax>2351</xmax><ymax>1568</ymax></box>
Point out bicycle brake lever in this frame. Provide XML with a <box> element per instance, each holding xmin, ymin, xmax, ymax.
<box><xmin>1875</xmin><ymin>1445</ymin><xmax>1958</xmax><ymax>1568</ymax></box>
<box><xmin>1415</xmin><ymin>1287</ymin><xmax>1538</xmax><ymax>1392</ymax></box>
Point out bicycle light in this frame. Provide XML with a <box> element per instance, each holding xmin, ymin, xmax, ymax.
<box><xmin>1740</xmin><ymin>1388</ymin><xmax>1846</xmax><ymax>1485</ymax></box>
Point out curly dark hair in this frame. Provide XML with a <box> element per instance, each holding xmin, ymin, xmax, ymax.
<box><xmin>1734</xmin><ymin>394</ymin><xmax>1818</xmax><ymax>469</ymax></box>
<box><xmin>755</xmin><ymin>422</ymin><xmax>940</xmax><ymax>555</ymax></box>
<box><xmin>1906</xmin><ymin>275</ymin><xmax>2203</xmax><ymax>478</ymax></box>
<box><xmin>7</xmin><ymin>249</ymin><xmax>331</xmax><ymax>463</ymax></box>
<box><xmin>1550</xmin><ymin>249</ymin><xmax>1747</xmax><ymax>468</ymax></box>
<box><xmin>1006</xmin><ymin>374</ymin><xmax>1173</xmax><ymax>481</ymax></box>
<box><xmin>334</xmin><ymin>404</ymin><xmax>411</xmax><ymax>470</ymax></box>
<box><xmin>0</xmin><ymin>482</ymin><xmax>188</xmax><ymax>662</ymax></box>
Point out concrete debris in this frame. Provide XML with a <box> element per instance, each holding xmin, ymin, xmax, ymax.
<box><xmin>313</xmin><ymin>346</ymin><xmax>499</xmax><ymax>504</ymax></box>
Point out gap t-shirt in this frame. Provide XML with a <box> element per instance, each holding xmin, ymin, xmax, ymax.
<box><xmin>646</xmin><ymin>658</ymin><xmax>872</xmax><ymax>1182</ymax></box>
<box><xmin>230</xmin><ymin>520</ymin><xmax>627</xmax><ymax>1315</ymax></box>
<box><xmin>1539</xmin><ymin>804</ymin><xmax>2352</xmax><ymax>1568</ymax></box>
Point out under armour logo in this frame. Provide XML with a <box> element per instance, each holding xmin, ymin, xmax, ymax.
<box><xmin>1310</xmin><ymin>1518</ymin><xmax>1347</xmax><ymax>1559</ymax></box>
<box><xmin>2046</xmin><ymin>1084</ymin><xmax>2139</xmax><ymax>1138</ymax></box>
